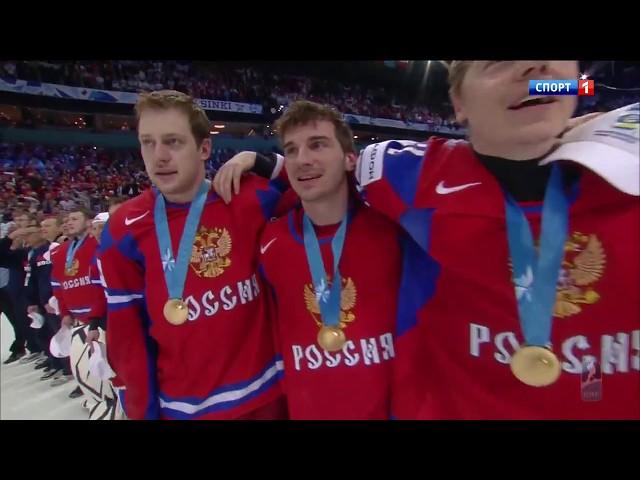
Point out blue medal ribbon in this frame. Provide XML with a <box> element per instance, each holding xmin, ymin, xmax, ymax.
<box><xmin>154</xmin><ymin>181</ymin><xmax>209</xmax><ymax>301</ymax></box>
<box><xmin>302</xmin><ymin>213</ymin><xmax>349</xmax><ymax>329</ymax></box>
<box><xmin>504</xmin><ymin>164</ymin><xmax>569</xmax><ymax>347</ymax></box>
<box><xmin>65</xmin><ymin>234</ymin><xmax>87</xmax><ymax>272</ymax></box>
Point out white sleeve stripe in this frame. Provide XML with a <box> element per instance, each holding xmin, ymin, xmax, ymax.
<box><xmin>159</xmin><ymin>360</ymin><xmax>284</xmax><ymax>415</ymax></box>
<box><xmin>357</xmin><ymin>139</ymin><xmax>428</xmax><ymax>187</ymax></box>
<box><xmin>96</xmin><ymin>258</ymin><xmax>109</xmax><ymax>289</ymax></box>
<box><xmin>91</xmin><ymin>280</ymin><xmax>103</xmax><ymax>285</ymax></box>
<box><xmin>107</xmin><ymin>294</ymin><xmax>144</xmax><ymax>304</ymax></box>
<box><xmin>271</xmin><ymin>153</ymin><xmax>285</xmax><ymax>180</ymax></box>
<box><xmin>357</xmin><ymin>141</ymin><xmax>391</xmax><ymax>187</ymax></box>
<box><xmin>388</xmin><ymin>146</ymin><xmax>426</xmax><ymax>157</ymax></box>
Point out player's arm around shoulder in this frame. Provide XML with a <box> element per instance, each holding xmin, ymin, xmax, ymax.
<box><xmin>223</xmin><ymin>173</ymin><xmax>285</xmax><ymax>230</ymax></box>
<box><xmin>355</xmin><ymin>137</ymin><xmax>458</xmax><ymax>217</ymax></box>
<box><xmin>213</xmin><ymin>151</ymin><xmax>286</xmax><ymax>204</ymax></box>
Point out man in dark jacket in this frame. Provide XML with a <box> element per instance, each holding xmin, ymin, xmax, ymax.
<box><xmin>0</xmin><ymin>214</ymin><xmax>43</xmax><ymax>364</ymax></box>
<box><xmin>24</xmin><ymin>226</ymin><xmax>73</xmax><ymax>383</ymax></box>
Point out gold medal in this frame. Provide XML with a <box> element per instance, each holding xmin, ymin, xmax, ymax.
<box><xmin>65</xmin><ymin>259</ymin><xmax>79</xmax><ymax>277</ymax></box>
<box><xmin>163</xmin><ymin>299</ymin><xmax>189</xmax><ymax>326</ymax></box>
<box><xmin>510</xmin><ymin>345</ymin><xmax>561</xmax><ymax>387</ymax></box>
<box><xmin>317</xmin><ymin>326</ymin><xmax>346</xmax><ymax>352</ymax></box>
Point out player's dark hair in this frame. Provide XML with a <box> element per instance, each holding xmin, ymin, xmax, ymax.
<box><xmin>275</xmin><ymin>100</ymin><xmax>356</xmax><ymax>154</ymax></box>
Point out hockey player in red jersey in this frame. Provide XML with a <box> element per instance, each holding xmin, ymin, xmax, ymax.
<box><xmin>215</xmin><ymin>61</ymin><xmax>639</xmax><ymax>419</ymax></box>
<box><xmin>50</xmin><ymin>207</ymin><xmax>106</xmax><ymax>393</ymax></box>
<box><xmin>50</xmin><ymin>208</ymin><xmax>104</xmax><ymax>328</ymax></box>
<box><xmin>86</xmin><ymin>204</ymin><xmax>124</xmax><ymax>347</ymax></box>
<box><xmin>214</xmin><ymin>101</ymin><xmax>402</xmax><ymax>419</ymax></box>
<box><xmin>354</xmin><ymin>61</ymin><xmax>639</xmax><ymax>419</ymax></box>
<box><xmin>85</xmin><ymin>212</ymin><xmax>109</xmax><ymax>347</ymax></box>
<box><xmin>98</xmin><ymin>90</ymin><xmax>287</xmax><ymax>420</ymax></box>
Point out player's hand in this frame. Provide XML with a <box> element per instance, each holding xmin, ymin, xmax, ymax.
<box><xmin>8</xmin><ymin>227</ymin><xmax>27</xmax><ymax>240</ymax></box>
<box><xmin>27</xmin><ymin>305</ymin><xmax>39</xmax><ymax>314</ymax></box>
<box><xmin>61</xmin><ymin>315</ymin><xmax>74</xmax><ymax>328</ymax></box>
<box><xmin>44</xmin><ymin>304</ymin><xmax>56</xmax><ymax>314</ymax></box>
<box><xmin>86</xmin><ymin>330</ymin><xmax>100</xmax><ymax>352</ymax></box>
<box><xmin>213</xmin><ymin>151</ymin><xmax>257</xmax><ymax>204</ymax></box>
<box><xmin>559</xmin><ymin>112</ymin><xmax>604</xmax><ymax>138</ymax></box>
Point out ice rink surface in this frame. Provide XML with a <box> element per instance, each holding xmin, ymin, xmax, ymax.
<box><xmin>1</xmin><ymin>313</ymin><xmax>87</xmax><ymax>420</ymax></box>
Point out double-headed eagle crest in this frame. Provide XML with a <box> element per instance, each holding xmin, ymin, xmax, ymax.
<box><xmin>190</xmin><ymin>226</ymin><xmax>232</xmax><ymax>278</ymax></box>
<box><xmin>304</xmin><ymin>276</ymin><xmax>357</xmax><ymax>329</ymax></box>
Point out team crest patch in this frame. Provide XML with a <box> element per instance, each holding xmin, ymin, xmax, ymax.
<box><xmin>65</xmin><ymin>259</ymin><xmax>80</xmax><ymax>276</ymax></box>
<box><xmin>304</xmin><ymin>276</ymin><xmax>357</xmax><ymax>329</ymax></box>
<box><xmin>509</xmin><ymin>232</ymin><xmax>606</xmax><ymax>318</ymax></box>
<box><xmin>189</xmin><ymin>226</ymin><xmax>232</xmax><ymax>278</ymax></box>
<box><xmin>555</xmin><ymin>232</ymin><xmax>606</xmax><ymax>318</ymax></box>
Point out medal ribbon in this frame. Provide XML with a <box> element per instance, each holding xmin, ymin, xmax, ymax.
<box><xmin>154</xmin><ymin>181</ymin><xmax>209</xmax><ymax>301</ymax></box>
<box><xmin>504</xmin><ymin>164</ymin><xmax>569</xmax><ymax>347</ymax></box>
<box><xmin>302</xmin><ymin>213</ymin><xmax>349</xmax><ymax>329</ymax></box>
<box><xmin>65</xmin><ymin>234</ymin><xmax>87</xmax><ymax>271</ymax></box>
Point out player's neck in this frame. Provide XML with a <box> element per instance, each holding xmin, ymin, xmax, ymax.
<box><xmin>162</xmin><ymin>170</ymin><xmax>206</xmax><ymax>204</ymax></box>
<box><xmin>71</xmin><ymin>231</ymin><xmax>87</xmax><ymax>242</ymax></box>
<box><xmin>471</xmin><ymin>136</ymin><xmax>556</xmax><ymax>161</ymax></box>
<box><xmin>302</xmin><ymin>182</ymin><xmax>349</xmax><ymax>226</ymax></box>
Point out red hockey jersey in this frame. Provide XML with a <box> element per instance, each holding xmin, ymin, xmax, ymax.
<box><xmin>50</xmin><ymin>234</ymin><xmax>104</xmax><ymax>324</ymax></box>
<box><xmin>357</xmin><ymin>137</ymin><xmax>639</xmax><ymax>419</ymax></box>
<box><xmin>260</xmin><ymin>205</ymin><xmax>402</xmax><ymax>419</ymax></box>
<box><xmin>98</xmin><ymin>176</ymin><xmax>285</xmax><ymax>420</ymax></box>
<box><xmin>88</xmin><ymin>252</ymin><xmax>107</xmax><ymax>320</ymax></box>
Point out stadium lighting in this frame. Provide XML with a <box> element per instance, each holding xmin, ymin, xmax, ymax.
<box><xmin>420</xmin><ymin>59</ymin><xmax>439</xmax><ymax>91</ymax></box>
<box><xmin>213</xmin><ymin>124</ymin><xmax>225</xmax><ymax>128</ymax></box>
<box><xmin>210</xmin><ymin>131</ymin><xmax>220</xmax><ymax>135</ymax></box>
<box><xmin>353</xmin><ymin>135</ymin><xmax>358</xmax><ymax>139</ymax></box>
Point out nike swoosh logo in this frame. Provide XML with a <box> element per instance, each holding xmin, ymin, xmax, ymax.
<box><xmin>124</xmin><ymin>211</ymin><xmax>149</xmax><ymax>226</ymax></box>
<box><xmin>260</xmin><ymin>238</ymin><xmax>277</xmax><ymax>255</ymax></box>
<box><xmin>435</xmin><ymin>181</ymin><xmax>481</xmax><ymax>195</ymax></box>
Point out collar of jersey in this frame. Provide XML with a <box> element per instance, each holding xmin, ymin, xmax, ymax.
<box><xmin>287</xmin><ymin>202</ymin><xmax>359</xmax><ymax>246</ymax></box>
<box><xmin>151</xmin><ymin>186</ymin><xmax>219</xmax><ymax>210</ymax></box>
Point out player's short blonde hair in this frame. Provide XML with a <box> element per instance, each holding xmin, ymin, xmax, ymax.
<box><xmin>135</xmin><ymin>90</ymin><xmax>210</xmax><ymax>146</ymax></box>
<box><xmin>448</xmin><ymin>61</ymin><xmax>473</xmax><ymax>95</ymax></box>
